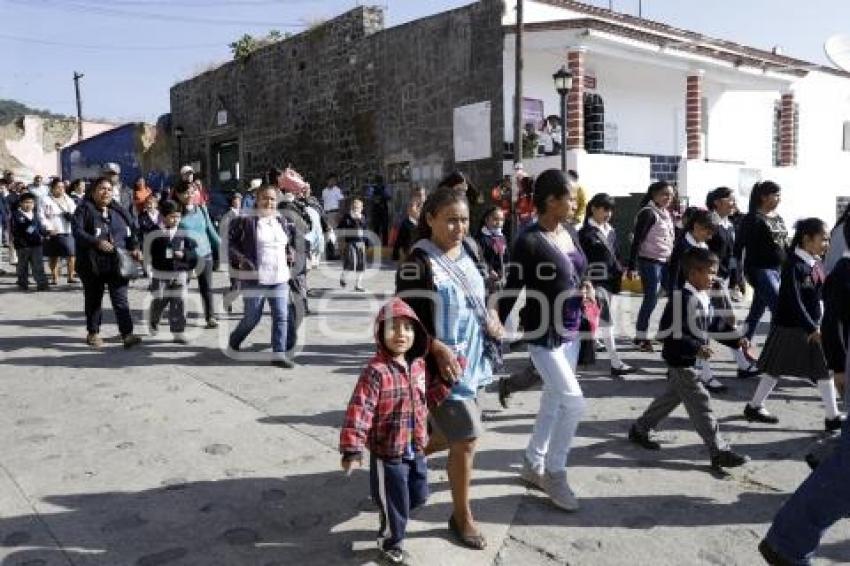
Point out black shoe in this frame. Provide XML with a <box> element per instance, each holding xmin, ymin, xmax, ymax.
<box><xmin>744</xmin><ymin>404</ymin><xmax>779</xmax><ymax>424</ymax></box>
<box><xmin>378</xmin><ymin>547</ymin><xmax>410</xmax><ymax>565</ymax></box>
<box><xmin>825</xmin><ymin>414</ymin><xmax>846</xmax><ymax>432</ymax></box>
<box><xmin>758</xmin><ymin>539</ymin><xmax>796</xmax><ymax>566</ymax></box>
<box><xmin>628</xmin><ymin>424</ymin><xmax>660</xmax><ymax>450</ymax></box>
<box><xmin>498</xmin><ymin>378</ymin><xmax>511</xmax><ymax>409</ymax></box>
<box><xmin>702</xmin><ymin>378</ymin><xmax>728</xmax><ymax>394</ymax></box>
<box><xmin>710</xmin><ymin>449</ymin><xmax>749</xmax><ymax>471</ymax></box>
<box><xmin>737</xmin><ymin>365</ymin><xmax>761</xmax><ymax>379</ymax></box>
<box><xmin>610</xmin><ymin>364</ymin><xmax>635</xmax><ymax>377</ymax></box>
<box><xmin>271</xmin><ymin>358</ymin><xmax>296</xmax><ymax>369</ymax></box>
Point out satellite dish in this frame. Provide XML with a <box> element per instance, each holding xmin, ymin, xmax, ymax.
<box><xmin>825</xmin><ymin>34</ymin><xmax>850</xmax><ymax>72</ymax></box>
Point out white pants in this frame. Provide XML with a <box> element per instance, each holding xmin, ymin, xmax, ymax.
<box><xmin>527</xmin><ymin>340</ymin><xmax>587</xmax><ymax>473</ymax></box>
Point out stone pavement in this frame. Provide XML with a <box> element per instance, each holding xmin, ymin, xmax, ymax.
<box><xmin>0</xmin><ymin>258</ymin><xmax>848</xmax><ymax>565</ymax></box>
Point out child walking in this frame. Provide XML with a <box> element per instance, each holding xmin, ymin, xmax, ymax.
<box><xmin>476</xmin><ymin>206</ymin><xmax>509</xmax><ymax>296</ymax></box>
<box><xmin>11</xmin><ymin>192</ymin><xmax>49</xmax><ymax>291</ymax></box>
<box><xmin>822</xmin><ymin>219</ymin><xmax>850</xmax><ymax>399</ymax></box>
<box><xmin>339</xmin><ymin>298</ymin><xmax>447</xmax><ymax>564</ymax></box>
<box><xmin>339</xmin><ymin>197</ymin><xmax>369</xmax><ymax>292</ymax></box>
<box><xmin>745</xmin><ymin>218</ymin><xmax>846</xmax><ymax>432</ymax></box>
<box><xmin>578</xmin><ymin>193</ymin><xmax>633</xmax><ymax>376</ymax></box>
<box><xmin>629</xmin><ymin>247</ymin><xmax>750</xmax><ymax>472</ymax></box>
<box><xmin>148</xmin><ymin>200</ymin><xmax>197</xmax><ymax>343</ymax></box>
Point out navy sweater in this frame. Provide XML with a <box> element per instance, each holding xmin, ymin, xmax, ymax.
<box><xmin>11</xmin><ymin>209</ymin><xmax>48</xmax><ymax>248</ymax></box>
<box><xmin>773</xmin><ymin>251</ymin><xmax>823</xmax><ymax>334</ymax></box>
<box><xmin>660</xmin><ymin>286</ymin><xmax>741</xmax><ymax>367</ymax></box>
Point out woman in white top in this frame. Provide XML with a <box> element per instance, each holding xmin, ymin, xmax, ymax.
<box><xmin>227</xmin><ymin>185</ymin><xmax>297</xmax><ymax>368</ymax></box>
<box><xmin>39</xmin><ymin>178</ymin><xmax>77</xmax><ymax>284</ymax></box>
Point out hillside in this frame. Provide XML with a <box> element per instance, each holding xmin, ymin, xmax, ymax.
<box><xmin>0</xmin><ymin>99</ymin><xmax>70</xmax><ymax>125</ymax></box>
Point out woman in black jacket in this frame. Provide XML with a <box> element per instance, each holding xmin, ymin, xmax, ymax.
<box><xmin>734</xmin><ymin>181</ymin><xmax>788</xmax><ymax>342</ymax></box>
<box><xmin>578</xmin><ymin>193</ymin><xmax>633</xmax><ymax>376</ymax></box>
<box><xmin>498</xmin><ymin>169</ymin><xmax>589</xmax><ymax>513</ymax></box>
<box><xmin>72</xmin><ymin>177</ymin><xmax>142</xmax><ymax>349</ymax></box>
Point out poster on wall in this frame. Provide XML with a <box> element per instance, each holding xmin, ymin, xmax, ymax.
<box><xmin>453</xmin><ymin>101</ymin><xmax>492</xmax><ymax>163</ymax></box>
<box><xmin>522</xmin><ymin>97</ymin><xmax>544</xmax><ymax>129</ymax></box>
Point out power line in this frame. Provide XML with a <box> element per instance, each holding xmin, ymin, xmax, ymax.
<box><xmin>0</xmin><ymin>32</ymin><xmax>224</xmax><ymax>51</ymax></box>
<box><xmin>9</xmin><ymin>0</ymin><xmax>309</xmax><ymax>27</ymax></box>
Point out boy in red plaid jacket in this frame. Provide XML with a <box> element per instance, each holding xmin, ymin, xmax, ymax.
<box><xmin>340</xmin><ymin>297</ymin><xmax>449</xmax><ymax>564</ymax></box>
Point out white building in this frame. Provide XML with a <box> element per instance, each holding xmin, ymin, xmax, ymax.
<box><xmin>502</xmin><ymin>0</ymin><xmax>850</xmax><ymax>225</ymax></box>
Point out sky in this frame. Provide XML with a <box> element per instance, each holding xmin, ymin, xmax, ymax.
<box><xmin>1</xmin><ymin>0</ymin><xmax>848</xmax><ymax>124</ymax></box>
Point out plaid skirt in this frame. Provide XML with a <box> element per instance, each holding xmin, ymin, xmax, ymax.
<box><xmin>757</xmin><ymin>325</ymin><xmax>830</xmax><ymax>382</ymax></box>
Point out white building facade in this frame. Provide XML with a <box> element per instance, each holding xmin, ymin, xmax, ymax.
<box><xmin>501</xmin><ymin>0</ymin><xmax>850</xmax><ymax>225</ymax></box>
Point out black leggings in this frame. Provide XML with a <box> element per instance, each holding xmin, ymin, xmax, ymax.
<box><xmin>196</xmin><ymin>254</ymin><xmax>215</xmax><ymax>321</ymax></box>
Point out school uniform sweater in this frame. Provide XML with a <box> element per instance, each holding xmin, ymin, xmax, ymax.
<box><xmin>707</xmin><ymin>216</ymin><xmax>738</xmax><ymax>283</ymax></box>
<box><xmin>773</xmin><ymin>249</ymin><xmax>824</xmax><ymax>335</ymax></box>
<box><xmin>11</xmin><ymin>209</ymin><xmax>48</xmax><ymax>248</ymax></box>
<box><xmin>579</xmin><ymin>220</ymin><xmax>623</xmax><ymax>293</ymax></box>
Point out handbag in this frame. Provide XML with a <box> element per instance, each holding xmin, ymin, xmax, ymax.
<box><xmin>115</xmin><ymin>247</ymin><xmax>142</xmax><ymax>280</ymax></box>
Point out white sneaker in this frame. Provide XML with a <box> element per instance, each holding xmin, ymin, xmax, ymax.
<box><xmin>520</xmin><ymin>457</ymin><xmax>545</xmax><ymax>491</ymax></box>
<box><xmin>543</xmin><ymin>470</ymin><xmax>580</xmax><ymax>512</ymax></box>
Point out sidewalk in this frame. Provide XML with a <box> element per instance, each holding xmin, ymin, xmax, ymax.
<box><xmin>0</xmin><ymin>260</ymin><xmax>847</xmax><ymax>565</ymax></box>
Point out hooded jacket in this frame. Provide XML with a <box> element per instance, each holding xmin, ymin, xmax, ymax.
<box><xmin>339</xmin><ymin>298</ymin><xmax>448</xmax><ymax>460</ymax></box>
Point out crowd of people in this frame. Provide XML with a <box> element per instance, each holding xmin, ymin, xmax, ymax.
<box><xmin>2</xmin><ymin>162</ymin><xmax>848</xmax><ymax>565</ymax></box>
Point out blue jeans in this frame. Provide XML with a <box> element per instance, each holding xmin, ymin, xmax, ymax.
<box><xmin>744</xmin><ymin>268</ymin><xmax>780</xmax><ymax>340</ymax></box>
<box><xmin>636</xmin><ymin>258</ymin><xmax>669</xmax><ymax>339</ymax></box>
<box><xmin>229</xmin><ymin>282</ymin><xmax>289</xmax><ymax>355</ymax></box>
<box><xmin>764</xmin><ymin>413</ymin><xmax>850</xmax><ymax>564</ymax></box>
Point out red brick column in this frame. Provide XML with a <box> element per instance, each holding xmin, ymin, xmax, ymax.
<box><xmin>566</xmin><ymin>49</ymin><xmax>585</xmax><ymax>150</ymax></box>
<box><xmin>779</xmin><ymin>92</ymin><xmax>796</xmax><ymax>167</ymax></box>
<box><xmin>686</xmin><ymin>71</ymin><xmax>703</xmax><ymax>160</ymax></box>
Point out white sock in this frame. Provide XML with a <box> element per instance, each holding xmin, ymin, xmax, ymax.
<box><xmin>733</xmin><ymin>348</ymin><xmax>752</xmax><ymax>370</ymax></box>
<box><xmin>696</xmin><ymin>359</ymin><xmax>713</xmax><ymax>382</ymax></box>
<box><xmin>749</xmin><ymin>375</ymin><xmax>779</xmax><ymax>408</ymax></box>
<box><xmin>355</xmin><ymin>273</ymin><xmax>364</xmax><ymax>288</ymax></box>
<box><xmin>602</xmin><ymin>326</ymin><xmax>623</xmax><ymax>368</ymax></box>
<box><xmin>817</xmin><ymin>379</ymin><xmax>840</xmax><ymax>419</ymax></box>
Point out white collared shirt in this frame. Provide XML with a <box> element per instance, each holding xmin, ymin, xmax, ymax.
<box><xmin>795</xmin><ymin>247</ymin><xmax>817</xmax><ymax>268</ymax></box>
<box><xmin>588</xmin><ymin>218</ymin><xmax>613</xmax><ymax>238</ymax></box>
<box><xmin>685</xmin><ymin>281</ymin><xmax>711</xmax><ymax>314</ymax></box>
<box><xmin>256</xmin><ymin>216</ymin><xmax>290</xmax><ymax>285</ymax></box>
<box><xmin>716</xmin><ymin>214</ymin><xmax>732</xmax><ymax>230</ymax></box>
<box><xmin>685</xmin><ymin>232</ymin><xmax>709</xmax><ymax>249</ymax></box>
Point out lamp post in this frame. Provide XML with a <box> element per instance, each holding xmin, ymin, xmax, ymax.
<box><xmin>174</xmin><ymin>126</ymin><xmax>185</xmax><ymax>169</ymax></box>
<box><xmin>54</xmin><ymin>142</ymin><xmax>62</xmax><ymax>179</ymax></box>
<box><xmin>553</xmin><ymin>65</ymin><xmax>573</xmax><ymax>172</ymax></box>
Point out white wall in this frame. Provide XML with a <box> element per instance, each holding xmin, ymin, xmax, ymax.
<box><xmin>704</xmin><ymin>87</ymin><xmax>776</xmax><ymax>166</ymax></box>
<box><xmin>502</xmin><ymin>0</ymin><xmax>585</xmax><ymax>26</ymax></box>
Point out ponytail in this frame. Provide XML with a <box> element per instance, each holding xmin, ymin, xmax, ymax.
<box><xmin>789</xmin><ymin>217</ymin><xmax>827</xmax><ymax>250</ymax></box>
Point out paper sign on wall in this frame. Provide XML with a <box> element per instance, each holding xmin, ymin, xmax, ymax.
<box><xmin>453</xmin><ymin>101</ymin><xmax>492</xmax><ymax>163</ymax></box>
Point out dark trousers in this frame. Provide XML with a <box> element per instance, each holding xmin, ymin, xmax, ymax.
<box><xmin>15</xmin><ymin>245</ymin><xmax>47</xmax><ymax>288</ymax></box>
<box><xmin>765</xmin><ymin>414</ymin><xmax>850</xmax><ymax>563</ymax></box>
<box><xmin>370</xmin><ymin>452</ymin><xmax>428</xmax><ymax>551</ymax></box>
<box><xmin>149</xmin><ymin>278</ymin><xmax>187</xmax><ymax>333</ymax></box>
<box><xmin>79</xmin><ymin>269</ymin><xmax>133</xmax><ymax>336</ymax></box>
<box><xmin>195</xmin><ymin>254</ymin><xmax>215</xmax><ymax>321</ymax></box>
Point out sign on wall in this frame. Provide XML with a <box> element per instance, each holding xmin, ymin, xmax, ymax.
<box><xmin>522</xmin><ymin>97</ymin><xmax>544</xmax><ymax>129</ymax></box>
<box><xmin>453</xmin><ymin>101</ymin><xmax>492</xmax><ymax>163</ymax></box>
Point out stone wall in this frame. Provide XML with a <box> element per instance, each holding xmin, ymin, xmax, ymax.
<box><xmin>170</xmin><ymin>1</ymin><xmax>505</xmax><ymax>196</ymax></box>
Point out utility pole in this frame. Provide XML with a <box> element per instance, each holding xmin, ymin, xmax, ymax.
<box><xmin>638</xmin><ymin>0</ymin><xmax>643</xmax><ymax>17</ymax></box>
<box><xmin>73</xmin><ymin>72</ymin><xmax>84</xmax><ymax>140</ymax></box>
<box><xmin>511</xmin><ymin>0</ymin><xmax>524</xmax><ymax>240</ymax></box>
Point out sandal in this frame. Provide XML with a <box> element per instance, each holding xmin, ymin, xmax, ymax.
<box><xmin>448</xmin><ymin>515</ymin><xmax>486</xmax><ymax>550</ymax></box>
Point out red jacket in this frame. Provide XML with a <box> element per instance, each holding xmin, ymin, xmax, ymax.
<box><xmin>339</xmin><ymin>298</ymin><xmax>448</xmax><ymax>460</ymax></box>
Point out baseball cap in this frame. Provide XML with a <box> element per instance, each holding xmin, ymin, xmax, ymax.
<box><xmin>102</xmin><ymin>162</ymin><xmax>121</xmax><ymax>175</ymax></box>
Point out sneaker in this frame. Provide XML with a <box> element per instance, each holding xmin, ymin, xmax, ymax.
<box><xmin>701</xmin><ymin>378</ymin><xmax>728</xmax><ymax>394</ymax></box>
<box><xmin>86</xmin><ymin>333</ymin><xmax>103</xmax><ymax>349</ymax></box>
<box><xmin>339</xmin><ymin>276</ymin><xmax>346</xmax><ymax>288</ymax></box>
<box><xmin>497</xmin><ymin>378</ymin><xmax>511</xmax><ymax>409</ymax></box>
<box><xmin>122</xmin><ymin>334</ymin><xmax>142</xmax><ymax>349</ymax></box>
<box><xmin>542</xmin><ymin>470</ymin><xmax>579</xmax><ymax>512</ymax></box>
<box><xmin>737</xmin><ymin>365</ymin><xmax>761</xmax><ymax>379</ymax></box>
<box><xmin>710</xmin><ymin>449</ymin><xmax>750</xmax><ymax>471</ymax></box>
<box><xmin>173</xmin><ymin>333</ymin><xmax>189</xmax><ymax>344</ymax></box>
<box><xmin>205</xmin><ymin>317</ymin><xmax>219</xmax><ymax>329</ymax></box>
<box><xmin>636</xmin><ymin>339</ymin><xmax>654</xmax><ymax>353</ymax></box>
<box><xmin>519</xmin><ymin>457</ymin><xmax>545</xmax><ymax>491</ymax></box>
<box><xmin>744</xmin><ymin>403</ymin><xmax>779</xmax><ymax>424</ymax></box>
<box><xmin>825</xmin><ymin>414</ymin><xmax>846</xmax><ymax>433</ymax></box>
<box><xmin>628</xmin><ymin>424</ymin><xmax>661</xmax><ymax>450</ymax></box>
<box><xmin>378</xmin><ymin>547</ymin><xmax>410</xmax><ymax>565</ymax></box>
<box><xmin>354</xmin><ymin>286</ymin><xmax>366</xmax><ymax>293</ymax></box>
<box><xmin>271</xmin><ymin>358</ymin><xmax>296</xmax><ymax>369</ymax></box>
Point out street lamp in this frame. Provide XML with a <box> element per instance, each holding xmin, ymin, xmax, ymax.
<box><xmin>174</xmin><ymin>126</ymin><xmax>185</xmax><ymax>168</ymax></box>
<box><xmin>54</xmin><ymin>142</ymin><xmax>62</xmax><ymax>179</ymax></box>
<box><xmin>553</xmin><ymin>65</ymin><xmax>573</xmax><ymax>172</ymax></box>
